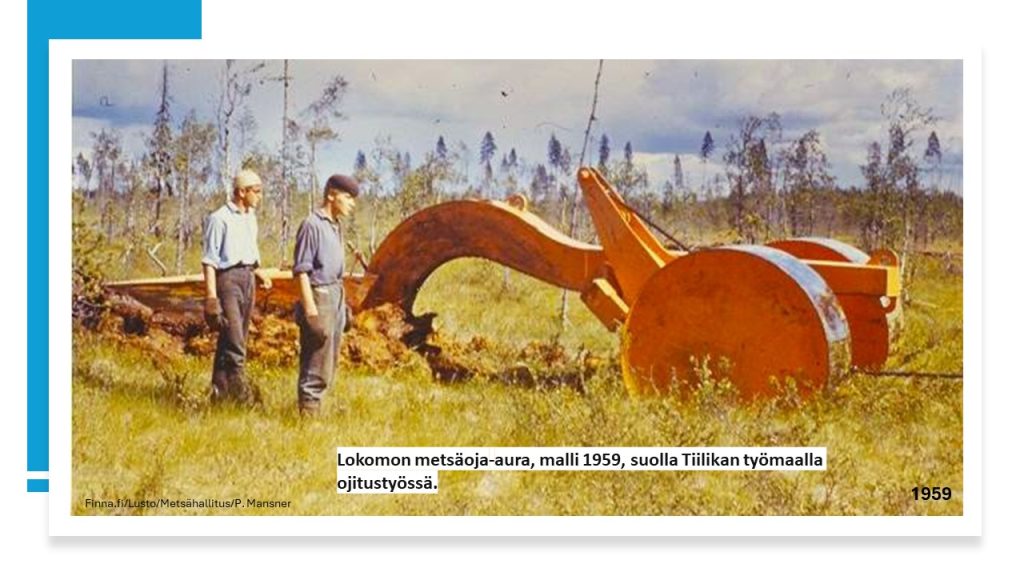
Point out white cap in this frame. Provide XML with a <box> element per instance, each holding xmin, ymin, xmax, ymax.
<box><xmin>233</xmin><ymin>169</ymin><xmax>262</xmax><ymax>189</ymax></box>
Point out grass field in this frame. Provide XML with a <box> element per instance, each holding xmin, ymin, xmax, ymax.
<box><xmin>72</xmin><ymin>250</ymin><xmax>963</xmax><ymax>516</ymax></box>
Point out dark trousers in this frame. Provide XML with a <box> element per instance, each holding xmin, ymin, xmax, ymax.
<box><xmin>211</xmin><ymin>267</ymin><xmax>255</xmax><ymax>402</ymax></box>
<box><xmin>296</xmin><ymin>284</ymin><xmax>346</xmax><ymax>407</ymax></box>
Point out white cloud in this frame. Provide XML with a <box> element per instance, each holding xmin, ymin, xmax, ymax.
<box><xmin>72</xmin><ymin>60</ymin><xmax>962</xmax><ymax>191</ymax></box>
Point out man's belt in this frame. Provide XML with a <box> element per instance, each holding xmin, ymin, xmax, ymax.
<box><xmin>222</xmin><ymin>262</ymin><xmax>257</xmax><ymax>271</ymax></box>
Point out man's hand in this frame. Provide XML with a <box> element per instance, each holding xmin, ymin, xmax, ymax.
<box><xmin>254</xmin><ymin>269</ymin><xmax>273</xmax><ymax>290</ymax></box>
<box><xmin>305</xmin><ymin>314</ymin><xmax>328</xmax><ymax>347</ymax></box>
<box><xmin>204</xmin><ymin>297</ymin><xmax>223</xmax><ymax>331</ymax></box>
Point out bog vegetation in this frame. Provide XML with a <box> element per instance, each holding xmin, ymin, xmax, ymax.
<box><xmin>73</xmin><ymin>252</ymin><xmax>962</xmax><ymax>516</ymax></box>
<box><xmin>72</xmin><ymin>64</ymin><xmax>962</xmax><ymax>515</ymax></box>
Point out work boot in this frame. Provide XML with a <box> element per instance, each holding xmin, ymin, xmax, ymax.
<box><xmin>209</xmin><ymin>387</ymin><xmax>228</xmax><ymax>406</ymax></box>
<box><xmin>226</xmin><ymin>372</ymin><xmax>257</xmax><ymax>406</ymax></box>
<box><xmin>210</xmin><ymin>371</ymin><xmax>231</xmax><ymax>404</ymax></box>
<box><xmin>298</xmin><ymin>400</ymin><xmax>321</xmax><ymax>417</ymax></box>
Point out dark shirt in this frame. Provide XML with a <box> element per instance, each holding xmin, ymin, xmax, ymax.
<box><xmin>293</xmin><ymin>209</ymin><xmax>345</xmax><ymax>286</ymax></box>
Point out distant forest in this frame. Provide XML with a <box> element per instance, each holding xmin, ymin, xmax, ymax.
<box><xmin>73</xmin><ymin>62</ymin><xmax>962</xmax><ymax>290</ymax></box>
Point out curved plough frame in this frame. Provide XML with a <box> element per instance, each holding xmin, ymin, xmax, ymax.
<box><xmin>357</xmin><ymin>199</ymin><xmax>605</xmax><ymax>314</ymax></box>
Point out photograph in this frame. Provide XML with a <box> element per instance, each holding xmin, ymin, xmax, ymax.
<box><xmin>69</xmin><ymin>59</ymin><xmax>963</xmax><ymax>517</ymax></box>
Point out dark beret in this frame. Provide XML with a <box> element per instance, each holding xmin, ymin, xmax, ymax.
<box><xmin>325</xmin><ymin>174</ymin><xmax>360</xmax><ymax>197</ymax></box>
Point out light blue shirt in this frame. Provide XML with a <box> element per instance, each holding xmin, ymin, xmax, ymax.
<box><xmin>201</xmin><ymin>202</ymin><xmax>261</xmax><ymax>270</ymax></box>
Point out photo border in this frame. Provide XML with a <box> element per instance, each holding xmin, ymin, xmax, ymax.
<box><xmin>50</xmin><ymin>44</ymin><xmax>981</xmax><ymax>537</ymax></box>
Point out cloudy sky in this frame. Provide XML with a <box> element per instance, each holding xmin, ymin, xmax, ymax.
<box><xmin>72</xmin><ymin>60</ymin><xmax>962</xmax><ymax>192</ymax></box>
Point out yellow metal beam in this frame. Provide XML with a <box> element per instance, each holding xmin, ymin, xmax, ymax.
<box><xmin>803</xmin><ymin>259</ymin><xmax>900</xmax><ymax>298</ymax></box>
<box><xmin>578</xmin><ymin>168</ymin><xmax>673</xmax><ymax>305</ymax></box>
<box><xmin>580</xmin><ymin>277</ymin><xmax>629</xmax><ymax>331</ymax></box>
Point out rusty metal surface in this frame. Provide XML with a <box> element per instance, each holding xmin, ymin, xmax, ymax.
<box><xmin>360</xmin><ymin>199</ymin><xmax>606</xmax><ymax>313</ymax></box>
<box><xmin>770</xmin><ymin>237</ymin><xmax>870</xmax><ymax>263</ymax></box>
<box><xmin>620</xmin><ymin>247</ymin><xmax>851</xmax><ymax>400</ymax></box>
<box><xmin>768</xmin><ymin>238</ymin><xmax>894</xmax><ymax>369</ymax></box>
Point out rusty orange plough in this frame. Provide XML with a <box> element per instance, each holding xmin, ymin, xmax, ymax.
<box><xmin>108</xmin><ymin>168</ymin><xmax>900</xmax><ymax>400</ymax></box>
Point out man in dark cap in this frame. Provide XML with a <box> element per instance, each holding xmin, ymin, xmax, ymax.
<box><xmin>292</xmin><ymin>174</ymin><xmax>359</xmax><ymax>414</ymax></box>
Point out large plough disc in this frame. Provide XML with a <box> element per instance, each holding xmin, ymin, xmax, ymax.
<box><xmin>620</xmin><ymin>246</ymin><xmax>851</xmax><ymax>400</ymax></box>
<box><xmin>768</xmin><ymin>238</ymin><xmax>899</xmax><ymax>369</ymax></box>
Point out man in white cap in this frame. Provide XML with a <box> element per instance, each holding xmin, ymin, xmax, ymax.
<box><xmin>201</xmin><ymin>168</ymin><xmax>272</xmax><ymax>404</ymax></box>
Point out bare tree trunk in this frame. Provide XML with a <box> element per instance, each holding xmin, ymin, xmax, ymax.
<box><xmin>147</xmin><ymin>242</ymin><xmax>168</xmax><ymax>276</ymax></box>
<box><xmin>124</xmin><ymin>176</ymin><xmax>136</xmax><ymax>239</ymax></box>
<box><xmin>369</xmin><ymin>197</ymin><xmax>378</xmax><ymax>254</ymax></box>
<box><xmin>309</xmin><ymin>140</ymin><xmax>317</xmax><ymax>216</ymax></box>
<box><xmin>278</xmin><ymin>59</ymin><xmax>291</xmax><ymax>267</ymax></box>
<box><xmin>176</xmin><ymin>176</ymin><xmax>188</xmax><ymax>274</ymax></box>
<box><xmin>153</xmin><ymin>193</ymin><xmax>163</xmax><ymax>238</ymax></box>
<box><xmin>218</xmin><ymin>61</ymin><xmax>234</xmax><ymax>202</ymax></box>
<box><xmin>150</xmin><ymin>62</ymin><xmax>172</xmax><ymax>238</ymax></box>
<box><xmin>700</xmin><ymin>161</ymin><xmax>707</xmax><ymax>201</ymax></box>
<box><xmin>219</xmin><ymin>125</ymin><xmax>232</xmax><ymax>202</ymax></box>
<box><xmin>559</xmin><ymin>60</ymin><xmax>603</xmax><ymax>331</ymax></box>
<box><xmin>900</xmin><ymin>194</ymin><xmax>913</xmax><ymax>302</ymax></box>
<box><xmin>104</xmin><ymin>168</ymin><xmax>117</xmax><ymax>242</ymax></box>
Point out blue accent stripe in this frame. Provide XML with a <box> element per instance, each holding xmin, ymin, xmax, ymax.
<box><xmin>27</xmin><ymin>0</ymin><xmax>202</xmax><ymax>491</ymax></box>
<box><xmin>27</xmin><ymin>479</ymin><xmax>49</xmax><ymax>493</ymax></box>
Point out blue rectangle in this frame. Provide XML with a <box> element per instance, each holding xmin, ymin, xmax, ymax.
<box><xmin>26</xmin><ymin>0</ymin><xmax>202</xmax><ymax>487</ymax></box>
<box><xmin>27</xmin><ymin>479</ymin><xmax>49</xmax><ymax>493</ymax></box>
